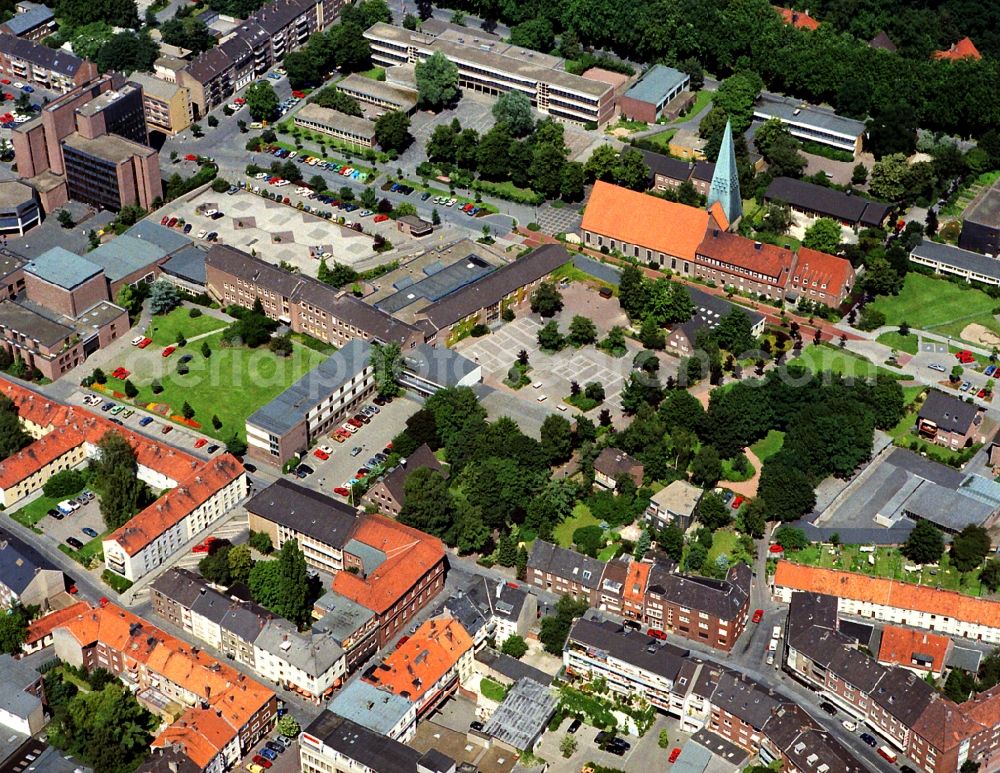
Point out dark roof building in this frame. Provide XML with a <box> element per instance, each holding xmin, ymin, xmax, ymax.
<box><xmin>527</xmin><ymin>540</ymin><xmax>605</xmax><ymax>598</ymax></box>
<box><xmin>301</xmin><ymin>713</ymin><xmax>449</xmax><ymax>772</ymax></box>
<box><xmin>417</xmin><ymin>245</ymin><xmax>569</xmax><ymax>335</ymax></box>
<box><xmin>910</xmin><ymin>239</ymin><xmax>1000</xmax><ymax>286</ymax></box>
<box><xmin>765</xmin><ymin>176</ymin><xmax>892</xmax><ymax>228</ymax></box>
<box><xmin>245</xmin><ymin>478</ymin><xmax>358</xmax><ymax>549</ymax></box>
<box><xmin>918</xmin><ymin>389</ymin><xmax>983</xmax><ymax>438</ymax></box>
<box><xmin>0</xmin><ymin>527</ymin><xmax>65</xmax><ymax>609</ymax></box>
<box><xmin>364</xmin><ymin>443</ymin><xmax>444</xmax><ymax>517</ymax></box>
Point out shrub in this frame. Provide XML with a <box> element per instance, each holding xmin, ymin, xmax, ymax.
<box><xmin>470</xmin><ymin>324</ymin><xmax>490</xmax><ymax>337</ymax></box>
<box><xmin>43</xmin><ymin>469</ymin><xmax>86</xmax><ymax>498</ymax></box>
<box><xmin>189</xmin><ymin>307</ymin><xmax>203</xmax><ymax>318</ymax></box>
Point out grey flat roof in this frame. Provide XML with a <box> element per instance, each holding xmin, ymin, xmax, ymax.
<box><xmin>376</xmin><ymin>251</ymin><xmax>494</xmax><ymax>314</ymax></box>
<box><xmin>25</xmin><ymin>246</ymin><xmax>102</xmax><ymax>289</ymax></box>
<box><xmin>312</xmin><ymin>592</ymin><xmax>375</xmax><ymax>642</ymax></box>
<box><xmin>337</xmin><ymin>73</ymin><xmax>418</xmax><ymax>108</ymax></box>
<box><xmin>0</xmin><ymin>180</ymin><xmax>37</xmax><ymax>208</ymax></box>
<box><xmin>902</xmin><ymin>482</ymin><xmax>995</xmax><ymax>531</ymax></box>
<box><xmin>401</xmin><ymin>343</ymin><xmax>479</xmax><ymax>387</ymax></box>
<box><xmin>911</xmin><ymin>239</ymin><xmax>1000</xmax><ymax>280</ymax></box>
<box><xmin>623</xmin><ymin>64</ymin><xmax>688</xmax><ymax>104</ymax></box>
<box><xmin>327</xmin><ymin>681</ymin><xmax>413</xmax><ymax>736</ymax></box>
<box><xmin>475</xmin><ymin>648</ymin><xmax>553</xmax><ymax>686</ymax></box>
<box><xmin>754</xmin><ymin>91</ymin><xmax>865</xmax><ymax>140</ymax></box>
<box><xmin>86</xmin><ymin>235</ymin><xmax>166</xmax><ymax>282</ymax></box>
<box><xmin>128</xmin><ymin>72</ymin><xmax>183</xmax><ymax>101</ymax></box>
<box><xmin>0</xmin><ymin>654</ymin><xmax>41</xmax><ymax>721</ymax></box>
<box><xmin>0</xmin><ymin>301</ymin><xmax>73</xmax><ymax>346</ymax></box>
<box><xmin>62</xmin><ymin>132</ymin><xmax>154</xmax><ymax>164</ymax></box>
<box><xmin>295</xmin><ymin>103</ymin><xmax>375</xmax><ymax>137</ymax></box>
<box><xmin>482</xmin><ymin>678</ymin><xmax>556</xmax><ymax>751</ymax></box>
<box><xmin>161</xmin><ymin>245</ymin><xmax>207</xmax><ymax>285</ymax></box>
<box><xmin>128</xmin><ymin>219</ymin><xmax>192</xmax><ymax>254</ymax></box>
<box><xmin>247</xmin><ymin>338</ymin><xmax>371</xmax><ymax>436</ymax></box>
<box><xmin>76</xmin><ymin>84</ymin><xmax>141</xmax><ymax>117</ymax></box>
<box><xmin>2</xmin><ymin>5</ymin><xmax>53</xmax><ymax>35</ymax></box>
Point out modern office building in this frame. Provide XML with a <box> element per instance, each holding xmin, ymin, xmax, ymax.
<box><xmin>73</xmin><ymin>83</ymin><xmax>148</xmax><ymax>145</ymax></box>
<box><xmin>61</xmin><ymin>132</ymin><xmax>161</xmax><ymax>211</ymax></box>
<box><xmin>364</xmin><ymin>22</ymin><xmax>615</xmax><ymax>125</ymax></box>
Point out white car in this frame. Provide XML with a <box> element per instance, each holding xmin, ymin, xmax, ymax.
<box><xmin>842</xmin><ymin>720</ymin><xmax>857</xmax><ymax>732</ymax></box>
<box><xmin>288</xmin><ymin>151</ymin><xmax>297</xmax><ymax>157</ymax></box>
<box><xmin>58</xmin><ymin>499</ymin><xmax>81</xmax><ymax>513</ymax></box>
<box><xmin>446</xmin><ymin>198</ymin><xmax>457</xmax><ymax>207</ymax></box>
<box><xmin>196</xmin><ymin>229</ymin><xmax>207</xmax><ymax>239</ymax></box>
<box><xmin>131</xmin><ymin>335</ymin><xmax>145</xmax><ymax>346</ymax></box>
<box><xmin>342</xmin><ymin>423</ymin><xmax>358</xmax><ymax>434</ymax></box>
<box><xmin>319</xmin><ymin>445</ymin><xmax>334</xmax><ymax>455</ymax></box>
<box><xmin>254</xmin><ymin>172</ymin><xmax>267</xmax><ymax>179</ymax></box>
<box><xmin>12</xmin><ymin>81</ymin><xmax>23</xmax><ymax>89</ymax></box>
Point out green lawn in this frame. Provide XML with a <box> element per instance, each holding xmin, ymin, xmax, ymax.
<box><xmin>868</xmin><ymin>273</ymin><xmax>1000</xmax><ymax>341</ymax></box>
<box><xmin>480</xmin><ymin>677</ymin><xmax>508</xmax><ymax>702</ymax></box>
<box><xmin>145</xmin><ymin>308</ymin><xmax>227</xmax><ymax>347</ymax></box>
<box><xmin>60</xmin><ymin>531</ymin><xmax>108</xmax><ymax>568</ymax></box>
<box><xmin>790</xmin><ymin>345</ymin><xmax>909</xmax><ymax>380</ymax></box>
<box><xmin>785</xmin><ymin>545</ymin><xmax>985</xmax><ymax>596</ymax></box>
<box><xmin>359</xmin><ymin>66</ymin><xmax>385</xmax><ymax>81</ymax></box>
<box><xmin>639</xmin><ymin>129</ymin><xmax>676</xmax><ymax>151</ymax></box>
<box><xmin>107</xmin><ymin>332</ymin><xmax>328</xmax><ymax>441</ymax></box>
<box><xmin>750</xmin><ymin>430</ymin><xmax>785</xmax><ymax>462</ymax></box>
<box><xmin>875</xmin><ymin>331</ymin><xmax>919</xmax><ymax>354</ymax></box>
<box><xmin>721</xmin><ymin>456</ymin><xmax>754</xmax><ymax>481</ymax></box>
<box><xmin>9</xmin><ymin>494</ymin><xmax>66</xmax><ymax>529</ymax></box>
<box><xmin>553</xmin><ymin>503</ymin><xmax>600</xmax><ymax>549</ymax></box>
<box><xmin>903</xmin><ymin>385</ymin><xmax>926</xmax><ymax>406</ymax></box>
<box><xmin>671</xmin><ymin>90</ymin><xmax>713</xmax><ymax>124</ymax></box>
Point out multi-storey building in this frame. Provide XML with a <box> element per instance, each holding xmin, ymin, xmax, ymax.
<box><xmin>437</xmin><ymin>576</ymin><xmax>537</xmax><ymax>650</ymax></box>
<box><xmin>764</xmin><ymin>176</ymin><xmax>892</xmax><ymax>230</ymax></box>
<box><xmin>0</xmin><ymin>3</ymin><xmax>56</xmax><ymax>42</ymax></box>
<box><xmin>179</xmin><ymin>0</ymin><xmax>343</xmax><ymax>117</ymax></box>
<box><xmin>244</xmin><ymin>339</ymin><xmax>375</xmax><ymax>467</ymax></box>
<box><xmin>917</xmin><ymin>389</ymin><xmax>986</xmax><ymax>449</ymax></box>
<box><xmin>753</xmin><ymin>92</ymin><xmax>865</xmax><ymax>157</ymax></box>
<box><xmin>773</xmin><ymin>561</ymin><xmax>1000</xmax><ymax>645</ymax></box>
<box><xmin>364</xmin><ymin>617</ymin><xmax>474</xmax><ymax>717</ymax></box>
<box><xmin>61</xmin><ymin>132</ymin><xmax>160</xmax><ymax>211</ymax></box>
<box><xmin>563</xmin><ymin>617</ymin><xmax>864</xmax><ymax>771</ymax></box>
<box><xmin>46</xmin><ymin>602</ymin><xmax>276</xmax><ymax>772</ymax></box>
<box><xmin>0</xmin><ymin>180</ymin><xmax>41</xmax><ymax>236</ymax></box>
<box><xmin>102</xmin><ymin>455</ymin><xmax>248</xmax><ymax>582</ymax></box>
<box><xmin>363</xmin><ymin>443</ymin><xmax>443</xmax><ymax>517</ymax></box>
<box><xmin>364</xmin><ymin>22</ymin><xmax>615</xmax><ymax>126</ymax></box>
<box><xmin>246</xmin><ymin>480</ymin><xmax>448</xmax><ymax>647</ymax></box>
<box><xmin>335</xmin><ymin>73</ymin><xmax>418</xmax><ymax>115</ymax></box>
<box><xmin>73</xmin><ymin>83</ymin><xmax>148</xmax><ymax>145</ymax></box>
<box><xmin>301</xmin><ymin>713</ymin><xmax>454</xmax><ymax>773</ymax></box>
<box><xmin>204</xmin><ymin>244</ymin><xmax>422</xmax><ymax>350</ymax></box>
<box><xmin>0</xmin><ymin>32</ymin><xmax>96</xmax><ymax>93</ymax></box>
<box><xmin>910</xmin><ymin>239</ymin><xmax>1000</xmax><ymax>287</ymax></box>
<box><xmin>785</xmin><ymin>245</ymin><xmax>857</xmax><ymax>307</ymax></box>
<box><xmin>0</xmin><ymin>527</ymin><xmax>66</xmax><ymax>610</ymax></box>
<box><xmin>527</xmin><ymin>540</ymin><xmax>605</xmax><ymax>603</ymax></box>
<box><xmin>694</xmin><ymin>228</ymin><xmax>795</xmax><ymax>300</ymax></box>
<box><xmin>127</xmin><ymin>73</ymin><xmax>193</xmax><ymax>136</ymax></box>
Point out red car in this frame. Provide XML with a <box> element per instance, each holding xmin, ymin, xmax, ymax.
<box><xmin>161</xmin><ymin>425</ymin><xmax>173</xmax><ymax>434</ymax></box>
<box><xmin>252</xmin><ymin>755</ymin><xmax>272</xmax><ymax>769</ymax></box>
<box><xmin>979</xmin><ymin>389</ymin><xmax>988</xmax><ymax>398</ymax></box>
<box><xmin>167</xmin><ymin>217</ymin><xmax>178</xmax><ymax>227</ymax></box>
<box><xmin>185</xmin><ymin>153</ymin><xmax>198</xmax><ymax>161</ymax></box>
<box><xmin>373</xmin><ymin>214</ymin><xmax>389</xmax><ymax>222</ymax></box>
<box><xmin>731</xmin><ymin>495</ymin><xmax>744</xmax><ymax>509</ymax></box>
<box><xmin>161</xmin><ymin>215</ymin><xmax>169</xmax><ymax>225</ymax></box>
<box><xmin>752</xmin><ymin>609</ymin><xmax>764</xmax><ymax>623</ymax></box>
<box><xmin>68</xmin><ymin>584</ymin><xmax>78</xmax><ymax>594</ymax></box>
<box><xmin>162</xmin><ymin>346</ymin><xmax>176</xmax><ymax>357</ymax></box>
<box><xmin>647</xmin><ymin>628</ymin><xmax>667</xmax><ymax>641</ymax></box>
<box><xmin>137</xmin><ymin>337</ymin><xmax>152</xmax><ymax>348</ymax></box>
<box><xmin>194</xmin><ymin>438</ymin><xmax>207</xmax><ymax>448</ymax></box>
<box><xmin>313</xmin><ymin>448</ymin><xmax>329</xmax><ymax>460</ymax></box>
<box><xmin>0</xmin><ymin>79</ymin><xmax>9</xmax><ymax>84</ymax></box>
<box><xmin>395</xmin><ymin>636</ymin><xmax>409</xmax><ymax>649</ymax></box>
<box><xmin>192</xmin><ymin>536</ymin><xmax>217</xmax><ymax>553</ymax></box>
<box><xmin>291</xmin><ymin>90</ymin><xmax>305</xmax><ymax>98</ymax></box>
<box><xmin>333</xmin><ymin>486</ymin><xmax>350</xmax><ymax>497</ymax></box>
<box><xmin>668</xmin><ymin>747</ymin><xmax>681</xmax><ymax>763</ymax></box>
<box><xmin>347</xmin><ymin>417</ymin><xmax>363</xmax><ymax>428</ymax></box>
<box><xmin>234</xmin><ymin>97</ymin><xmax>246</xmax><ymax>105</ymax></box>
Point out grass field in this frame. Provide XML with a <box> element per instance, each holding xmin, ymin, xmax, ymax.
<box><xmin>553</xmin><ymin>503</ymin><xmax>600</xmax><ymax>549</ymax></box>
<box><xmin>876</xmin><ymin>330</ymin><xmax>919</xmax><ymax>354</ymax></box>
<box><xmin>639</xmin><ymin>129</ymin><xmax>676</xmax><ymax>152</ymax></box>
<box><xmin>868</xmin><ymin>273</ymin><xmax>1000</xmax><ymax>341</ymax></box>
<box><xmin>8</xmin><ymin>494</ymin><xmax>65</xmax><ymax>529</ymax></box>
<box><xmin>903</xmin><ymin>385</ymin><xmax>926</xmax><ymax>406</ymax></box>
<box><xmin>145</xmin><ymin>308</ymin><xmax>227</xmax><ymax>347</ymax></box>
<box><xmin>750</xmin><ymin>430</ymin><xmax>785</xmax><ymax>461</ymax></box>
<box><xmin>790</xmin><ymin>345</ymin><xmax>909</xmax><ymax>380</ymax></box>
<box><xmin>671</xmin><ymin>90</ymin><xmax>713</xmax><ymax>124</ymax></box>
<box><xmin>785</xmin><ymin>545</ymin><xmax>985</xmax><ymax>596</ymax></box>
<box><xmin>106</xmin><ymin>332</ymin><xmax>327</xmax><ymax>440</ymax></box>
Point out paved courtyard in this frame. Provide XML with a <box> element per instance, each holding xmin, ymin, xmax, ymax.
<box><xmin>535</xmin><ymin>203</ymin><xmax>584</xmax><ymax>235</ymax></box>
<box><xmin>456</xmin><ymin>316</ymin><xmax>633</xmax><ymax>416</ymax></box>
<box><xmin>166</xmin><ymin>190</ymin><xmax>375</xmax><ymax>274</ymax></box>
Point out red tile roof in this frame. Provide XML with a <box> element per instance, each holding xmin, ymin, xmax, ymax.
<box><xmin>789</xmin><ymin>246</ymin><xmax>855</xmax><ymax>299</ymax></box>
<box><xmin>0</xmin><ymin>426</ymin><xmax>84</xmax><ymax>489</ymax></box>
<box><xmin>25</xmin><ymin>601</ymin><xmax>90</xmax><ymax>646</ymax></box>
<box><xmin>774</xmin><ymin>561</ymin><xmax>1000</xmax><ymax>628</ymax></box>
<box><xmin>582</xmin><ymin>181</ymin><xmax>712</xmax><ymax>263</ymax></box>
<box><xmin>54</xmin><ymin>602</ymin><xmax>275</xmax><ymax>767</ymax></box>
<box><xmin>366</xmin><ymin>617</ymin><xmax>472</xmax><ymax>702</ymax></box>
<box><xmin>331</xmin><ymin>514</ymin><xmax>445</xmax><ymax>614</ymax></box>
<box><xmin>107</xmin><ymin>454</ymin><xmax>244</xmax><ymax>556</ymax></box>
<box><xmin>911</xmin><ymin>696</ymin><xmax>984</xmax><ymax>754</ymax></box>
<box><xmin>877</xmin><ymin>625</ymin><xmax>951</xmax><ymax>673</ymax></box>
<box><xmin>774</xmin><ymin>6</ymin><xmax>820</xmax><ymax>29</ymax></box>
<box><xmin>624</xmin><ymin>561</ymin><xmax>650</xmax><ymax>606</ymax></box>
<box><xmin>696</xmin><ymin>230</ymin><xmax>795</xmax><ymax>284</ymax></box>
<box><xmin>934</xmin><ymin>37</ymin><xmax>981</xmax><ymax>61</ymax></box>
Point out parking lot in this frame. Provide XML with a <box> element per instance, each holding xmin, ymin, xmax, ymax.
<box><xmin>238</xmin><ymin>732</ymin><xmax>299</xmax><ymax>773</ymax></box>
<box><xmin>292</xmin><ymin>394</ymin><xmax>420</xmax><ymax>501</ymax></box>
<box><xmin>36</xmin><ymin>491</ymin><xmax>105</xmax><ymax>552</ymax></box>
<box><xmin>536</xmin><ymin>714</ymin><xmax>677</xmax><ymax>772</ymax></box>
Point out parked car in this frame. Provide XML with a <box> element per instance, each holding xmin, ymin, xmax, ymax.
<box><xmin>82</xmin><ymin>527</ymin><xmax>99</xmax><ymax>538</ymax></box>
<box><xmin>752</xmin><ymin>609</ymin><xmax>764</xmax><ymax>623</ymax></box>
<box><xmin>668</xmin><ymin>747</ymin><xmax>682</xmax><ymax>763</ymax></box>
<box><xmin>139</xmin><ymin>416</ymin><xmax>154</xmax><ymax>427</ymax></box>
<box><xmin>567</xmin><ymin>717</ymin><xmax>582</xmax><ymax>734</ymax></box>
<box><xmin>251</xmin><ymin>756</ymin><xmax>271</xmax><ymax>769</ymax></box>
<box><xmin>860</xmin><ymin>733</ymin><xmax>877</xmax><ymax>747</ymax></box>
<box><xmin>195</xmin><ymin>438</ymin><xmax>207</xmax><ymax>448</ymax></box>
<box><xmin>294</xmin><ymin>464</ymin><xmax>314</xmax><ymax>478</ymax></box>
<box><xmin>207</xmin><ymin>444</ymin><xmax>220</xmax><ymax>453</ymax></box>
<box><xmin>333</xmin><ymin>486</ymin><xmax>350</xmax><ymax>497</ymax></box>
<box><xmin>66</xmin><ymin>537</ymin><xmax>84</xmax><ymax>549</ymax></box>
<box><xmin>841</xmin><ymin>720</ymin><xmax>857</xmax><ymax>732</ymax></box>
<box><xmin>264</xmin><ymin>740</ymin><xmax>284</xmax><ymax>754</ymax></box>
<box><xmin>179</xmin><ymin>354</ymin><xmax>193</xmax><ymax>364</ymax></box>
<box><xmin>928</xmin><ymin>363</ymin><xmax>946</xmax><ymax>372</ymax></box>
<box><xmin>313</xmin><ymin>448</ymin><xmax>330</xmax><ymax>460</ymax></box>
<box><xmin>647</xmin><ymin>628</ymin><xmax>667</xmax><ymax>641</ymax></box>
<box><xmin>161</xmin><ymin>425</ymin><xmax>173</xmax><ymax>434</ymax></box>
<box><xmin>820</xmin><ymin>701</ymin><xmax>838</xmax><ymax>716</ymax></box>
<box><xmin>162</xmin><ymin>346</ymin><xmax>176</xmax><ymax>357</ymax></box>
<box><xmin>470</xmin><ymin>720</ymin><xmax>483</xmax><ymax>732</ymax></box>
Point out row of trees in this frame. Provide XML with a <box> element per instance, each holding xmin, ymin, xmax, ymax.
<box><xmin>424</xmin><ymin>98</ymin><xmax>586</xmax><ymax>200</ymax></box>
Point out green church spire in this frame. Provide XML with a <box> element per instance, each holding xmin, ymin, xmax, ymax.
<box><xmin>707</xmin><ymin>120</ymin><xmax>742</xmax><ymax>227</ymax></box>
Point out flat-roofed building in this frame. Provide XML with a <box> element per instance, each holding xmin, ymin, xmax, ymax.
<box><xmin>293</xmin><ymin>102</ymin><xmax>376</xmax><ymax>148</ymax></box>
<box><xmin>364</xmin><ymin>22</ymin><xmax>615</xmax><ymax>126</ymax></box>
<box><xmin>0</xmin><ymin>180</ymin><xmax>40</xmax><ymax>235</ymax></box>
<box><xmin>61</xmin><ymin>132</ymin><xmax>161</xmax><ymax>211</ymax></box>
<box><xmin>645</xmin><ymin>479</ymin><xmax>703</xmax><ymax>532</ymax></box>
<box><xmin>73</xmin><ymin>83</ymin><xmax>147</xmax><ymax>145</ymax></box>
<box><xmin>128</xmin><ymin>72</ymin><xmax>193</xmax><ymax>136</ymax></box>
<box><xmin>336</xmin><ymin>72</ymin><xmax>418</xmax><ymax>114</ymax></box>
<box><xmin>619</xmin><ymin>64</ymin><xmax>690</xmax><ymax>123</ymax></box>
<box><xmin>753</xmin><ymin>91</ymin><xmax>864</xmax><ymax>157</ymax></box>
